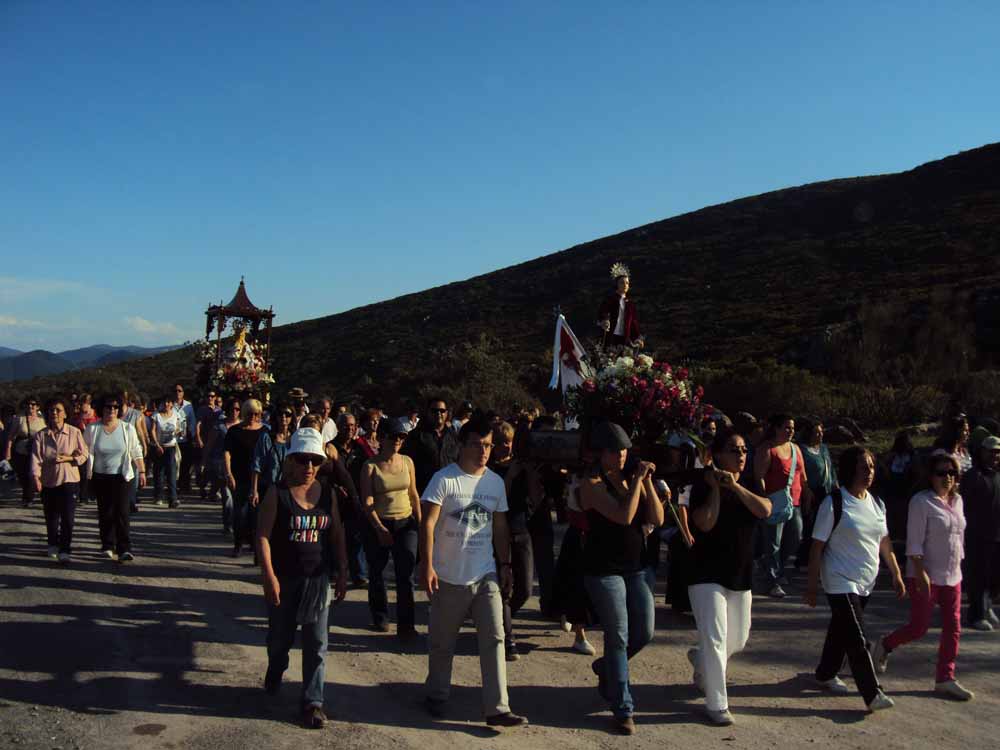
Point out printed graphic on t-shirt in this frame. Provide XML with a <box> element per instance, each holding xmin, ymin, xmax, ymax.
<box><xmin>289</xmin><ymin>514</ymin><xmax>330</xmax><ymax>543</ymax></box>
<box><xmin>449</xmin><ymin>501</ymin><xmax>492</xmax><ymax>536</ymax></box>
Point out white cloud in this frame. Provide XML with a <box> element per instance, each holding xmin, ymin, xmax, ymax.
<box><xmin>124</xmin><ymin>316</ymin><xmax>182</xmax><ymax>337</ymax></box>
<box><xmin>0</xmin><ymin>315</ymin><xmax>50</xmax><ymax>329</ymax></box>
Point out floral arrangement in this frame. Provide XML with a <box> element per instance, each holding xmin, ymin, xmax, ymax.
<box><xmin>194</xmin><ymin>333</ymin><xmax>274</xmax><ymax>397</ymax></box>
<box><xmin>565</xmin><ymin>349</ymin><xmax>711</xmax><ymax>443</ymax></box>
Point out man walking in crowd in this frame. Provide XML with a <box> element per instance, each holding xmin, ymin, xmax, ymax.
<box><xmin>403</xmin><ymin>397</ymin><xmax>460</xmax><ymax>494</ymax></box>
<box><xmin>331</xmin><ymin>410</ymin><xmax>369</xmax><ymax>587</ymax></box>
<box><xmin>315</xmin><ymin>396</ymin><xmax>338</xmax><ymax>445</ymax></box>
<box><xmin>173</xmin><ymin>384</ymin><xmax>197</xmax><ymax>493</ymax></box>
<box><xmin>288</xmin><ymin>387</ymin><xmax>309</xmax><ymax>429</ymax></box>
<box><xmin>420</xmin><ymin>417</ymin><xmax>528</xmax><ymax>728</ymax></box>
<box><xmin>961</xmin><ymin>434</ymin><xmax>1000</xmax><ymax>630</ymax></box>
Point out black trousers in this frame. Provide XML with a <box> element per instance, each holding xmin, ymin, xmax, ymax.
<box><xmin>41</xmin><ymin>482</ymin><xmax>78</xmax><ymax>553</ymax></box>
<box><xmin>12</xmin><ymin>452</ymin><xmax>35</xmax><ymax>504</ymax></box>
<box><xmin>501</xmin><ymin>530</ymin><xmax>534</xmax><ymax>643</ymax></box>
<box><xmin>527</xmin><ymin>508</ymin><xmax>555</xmax><ymax>616</ymax></box>
<box><xmin>178</xmin><ymin>441</ymin><xmax>193</xmax><ymax>490</ymax></box>
<box><xmin>964</xmin><ymin>535</ymin><xmax>1000</xmax><ymax>623</ymax></box>
<box><xmin>816</xmin><ymin>593</ymin><xmax>880</xmax><ymax>704</ymax></box>
<box><xmin>92</xmin><ymin>472</ymin><xmax>131</xmax><ymax>554</ymax></box>
<box><xmin>363</xmin><ymin>516</ymin><xmax>418</xmax><ymax>628</ymax></box>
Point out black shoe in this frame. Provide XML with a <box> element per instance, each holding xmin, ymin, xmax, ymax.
<box><xmin>119</xmin><ymin>551</ymin><xmax>134</xmax><ymax>562</ymax></box>
<box><xmin>169</xmin><ymin>501</ymin><xmax>180</xmax><ymax>509</ymax></box>
<box><xmin>425</xmin><ymin>697</ymin><xmax>447</xmax><ymax>719</ymax></box>
<box><xmin>486</xmin><ymin>712</ymin><xmax>529</xmax><ymax>728</ymax></box>
<box><xmin>264</xmin><ymin>672</ymin><xmax>281</xmax><ymax>695</ymax></box>
<box><xmin>397</xmin><ymin>624</ymin><xmax>418</xmax><ymax>638</ymax></box>
<box><xmin>505</xmin><ymin>641</ymin><xmax>520</xmax><ymax>662</ymax></box>
<box><xmin>352</xmin><ymin>576</ymin><xmax>369</xmax><ymax>589</ymax></box>
<box><xmin>372</xmin><ymin>621</ymin><xmax>390</xmax><ymax>633</ymax></box>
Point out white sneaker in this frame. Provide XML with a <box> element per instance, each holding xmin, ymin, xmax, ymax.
<box><xmin>970</xmin><ymin>619</ymin><xmax>994</xmax><ymax>631</ymax></box>
<box><xmin>57</xmin><ymin>552</ymin><xmax>71</xmax><ymax>564</ymax></box>
<box><xmin>816</xmin><ymin>676</ymin><xmax>850</xmax><ymax>694</ymax></box>
<box><xmin>870</xmin><ymin>636</ymin><xmax>889</xmax><ymax>674</ymax></box>
<box><xmin>866</xmin><ymin>691</ymin><xmax>894</xmax><ymax>712</ymax></box>
<box><xmin>987</xmin><ymin>609</ymin><xmax>1000</xmax><ymax>628</ymax></box>
<box><xmin>688</xmin><ymin>648</ymin><xmax>705</xmax><ymax>693</ymax></box>
<box><xmin>46</xmin><ymin>546</ymin><xmax>59</xmax><ymax>560</ymax></box>
<box><xmin>102</xmin><ymin>549</ymin><xmax>115</xmax><ymax>559</ymax></box>
<box><xmin>768</xmin><ymin>584</ymin><xmax>787</xmax><ymax>599</ymax></box>
<box><xmin>572</xmin><ymin>637</ymin><xmax>596</xmax><ymax>656</ymax></box>
<box><xmin>704</xmin><ymin>708</ymin><xmax>734</xmax><ymax>726</ymax></box>
<box><xmin>559</xmin><ymin>616</ymin><xmax>572</xmax><ymax>633</ymax></box>
<box><xmin>935</xmin><ymin>680</ymin><xmax>974</xmax><ymax>701</ymax></box>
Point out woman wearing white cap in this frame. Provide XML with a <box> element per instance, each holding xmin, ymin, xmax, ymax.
<box><xmin>256</xmin><ymin>427</ymin><xmax>348</xmax><ymax>729</ymax></box>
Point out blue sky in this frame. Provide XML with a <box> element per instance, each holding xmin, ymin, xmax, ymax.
<box><xmin>2</xmin><ymin>1</ymin><xmax>998</xmax><ymax>352</ymax></box>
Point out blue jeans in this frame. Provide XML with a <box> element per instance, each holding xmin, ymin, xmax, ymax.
<box><xmin>363</xmin><ymin>515</ymin><xmax>418</xmax><ymax>627</ymax></box>
<box><xmin>343</xmin><ymin>509</ymin><xmax>368</xmax><ymax>581</ymax></box>
<box><xmin>762</xmin><ymin>507</ymin><xmax>803</xmax><ymax>586</ymax></box>
<box><xmin>153</xmin><ymin>446</ymin><xmax>177</xmax><ymax>503</ymax></box>
<box><xmin>265</xmin><ymin>576</ymin><xmax>329</xmax><ymax>709</ymax></box>
<box><xmin>584</xmin><ymin>570</ymin><xmax>655</xmax><ymax>718</ymax></box>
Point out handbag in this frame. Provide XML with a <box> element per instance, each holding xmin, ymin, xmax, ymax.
<box><xmin>765</xmin><ymin>443</ymin><xmax>798</xmax><ymax>526</ymax></box>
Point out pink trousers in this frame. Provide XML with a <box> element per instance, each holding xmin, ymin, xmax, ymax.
<box><xmin>884</xmin><ymin>580</ymin><xmax>961</xmax><ymax>683</ymax></box>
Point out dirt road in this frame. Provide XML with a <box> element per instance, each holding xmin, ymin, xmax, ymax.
<box><xmin>1</xmin><ymin>482</ymin><xmax>997</xmax><ymax>750</ymax></box>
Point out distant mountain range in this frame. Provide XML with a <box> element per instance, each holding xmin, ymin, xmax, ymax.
<box><xmin>0</xmin><ymin>345</ymin><xmax>181</xmax><ymax>383</ymax></box>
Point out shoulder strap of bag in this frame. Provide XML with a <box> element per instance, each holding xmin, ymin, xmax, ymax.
<box><xmin>785</xmin><ymin>444</ymin><xmax>798</xmax><ymax>491</ymax></box>
<box><xmin>831</xmin><ymin>488</ymin><xmax>844</xmax><ymax>533</ymax></box>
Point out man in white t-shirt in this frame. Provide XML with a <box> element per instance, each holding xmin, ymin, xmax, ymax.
<box><xmin>420</xmin><ymin>418</ymin><xmax>528</xmax><ymax>729</ymax></box>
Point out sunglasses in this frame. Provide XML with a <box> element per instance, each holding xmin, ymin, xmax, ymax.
<box><xmin>292</xmin><ymin>454</ymin><xmax>324</xmax><ymax>467</ymax></box>
<box><xmin>933</xmin><ymin>470</ymin><xmax>959</xmax><ymax>478</ymax></box>
<box><xmin>429</xmin><ymin>408</ymin><xmax>448</xmax><ymax>414</ymax></box>
<box><xmin>103</xmin><ymin>403</ymin><xmax>120</xmax><ymax>410</ymax></box>
<box><xmin>280</xmin><ymin>412</ymin><xmax>294</xmax><ymax>418</ymax></box>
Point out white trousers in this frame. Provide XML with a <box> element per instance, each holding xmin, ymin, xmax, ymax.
<box><xmin>688</xmin><ymin>583</ymin><xmax>752</xmax><ymax>711</ymax></box>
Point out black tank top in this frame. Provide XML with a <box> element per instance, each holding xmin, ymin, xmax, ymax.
<box><xmin>269</xmin><ymin>482</ymin><xmax>333</xmax><ymax>578</ymax></box>
<box><xmin>582</xmin><ymin>471</ymin><xmax>644</xmax><ymax>575</ymax></box>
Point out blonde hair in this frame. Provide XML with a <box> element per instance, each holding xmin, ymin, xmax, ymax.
<box><xmin>241</xmin><ymin>398</ymin><xmax>263</xmax><ymax>418</ymax></box>
<box><xmin>495</xmin><ymin>421</ymin><xmax>515</xmax><ymax>442</ymax></box>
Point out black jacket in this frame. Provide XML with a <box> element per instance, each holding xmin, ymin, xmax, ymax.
<box><xmin>960</xmin><ymin>465</ymin><xmax>1000</xmax><ymax>542</ymax></box>
<box><xmin>402</xmin><ymin>425</ymin><xmax>460</xmax><ymax>494</ymax></box>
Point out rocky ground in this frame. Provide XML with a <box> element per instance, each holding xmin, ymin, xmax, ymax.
<box><xmin>1</xmin><ymin>480</ymin><xmax>997</xmax><ymax>750</ymax></box>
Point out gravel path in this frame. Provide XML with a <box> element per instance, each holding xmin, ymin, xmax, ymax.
<box><xmin>1</xmin><ymin>481</ymin><xmax>997</xmax><ymax>750</ymax></box>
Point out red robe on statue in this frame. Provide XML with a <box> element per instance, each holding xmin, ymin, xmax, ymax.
<box><xmin>598</xmin><ymin>293</ymin><xmax>641</xmax><ymax>346</ymax></box>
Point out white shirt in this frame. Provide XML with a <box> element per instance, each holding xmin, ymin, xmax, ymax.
<box><xmin>92</xmin><ymin>423</ymin><xmax>128</xmax><ymax>475</ymax></box>
<box><xmin>813</xmin><ymin>489</ymin><xmax>888</xmax><ymax>596</ymax></box>
<box><xmin>421</xmin><ymin>463</ymin><xmax>509</xmax><ymax>585</ymax></box>
<box><xmin>320</xmin><ymin>418</ymin><xmax>338</xmax><ymax>445</ymax></box>
<box><xmin>174</xmin><ymin>400</ymin><xmax>196</xmax><ymax>441</ymax></box>
<box><xmin>613</xmin><ymin>295</ymin><xmax>626</xmax><ymax>336</ymax></box>
<box><xmin>153</xmin><ymin>412</ymin><xmax>181</xmax><ymax>448</ymax></box>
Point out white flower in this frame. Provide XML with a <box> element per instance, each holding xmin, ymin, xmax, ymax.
<box><xmin>637</xmin><ymin>354</ymin><xmax>654</xmax><ymax>370</ymax></box>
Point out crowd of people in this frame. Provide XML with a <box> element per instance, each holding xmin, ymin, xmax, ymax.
<box><xmin>1</xmin><ymin>387</ymin><xmax>998</xmax><ymax>733</ymax></box>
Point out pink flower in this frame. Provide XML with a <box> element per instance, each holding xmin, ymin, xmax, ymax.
<box><xmin>677</xmin><ymin>367</ymin><xmax>689</xmax><ymax>381</ymax></box>
<box><xmin>637</xmin><ymin>379</ymin><xmax>648</xmax><ymax>389</ymax></box>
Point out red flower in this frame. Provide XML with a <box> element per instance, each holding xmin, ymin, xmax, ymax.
<box><xmin>677</xmin><ymin>367</ymin><xmax>689</xmax><ymax>381</ymax></box>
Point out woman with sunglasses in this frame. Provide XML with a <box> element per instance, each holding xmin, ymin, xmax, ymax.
<box><xmin>251</xmin><ymin>403</ymin><xmax>294</xmax><ymax>512</ymax></box>
<box><xmin>4</xmin><ymin>396</ymin><xmax>45</xmax><ymax>507</ymax></box>
<box><xmin>359</xmin><ymin>418</ymin><xmax>422</xmax><ymax>635</ymax></box>
<box><xmin>83</xmin><ymin>394</ymin><xmax>146</xmax><ymax>561</ymax></box>
<box><xmin>256</xmin><ymin>427</ymin><xmax>348</xmax><ymax>729</ymax></box>
<box><xmin>870</xmin><ymin>451</ymin><xmax>973</xmax><ymax>700</ymax></box>
<box><xmin>686</xmin><ymin>429</ymin><xmax>772</xmax><ymax>726</ymax></box>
